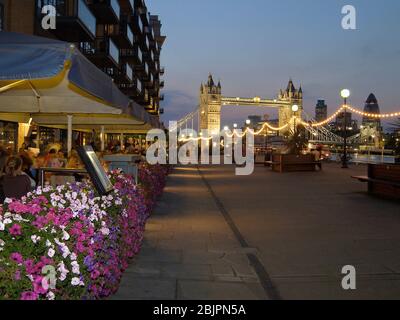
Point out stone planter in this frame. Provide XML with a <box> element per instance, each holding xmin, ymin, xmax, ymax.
<box><xmin>272</xmin><ymin>154</ymin><xmax>316</xmax><ymax>173</ymax></box>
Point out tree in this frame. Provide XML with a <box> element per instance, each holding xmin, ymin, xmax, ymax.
<box><xmin>286</xmin><ymin>126</ymin><xmax>308</xmax><ymax>155</ymax></box>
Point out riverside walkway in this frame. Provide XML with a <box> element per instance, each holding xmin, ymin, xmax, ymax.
<box><xmin>114</xmin><ymin>163</ymin><xmax>400</xmax><ymax>300</ymax></box>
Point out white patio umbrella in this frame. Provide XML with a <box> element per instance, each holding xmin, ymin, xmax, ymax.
<box><xmin>0</xmin><ymin>32</ymin><xmax>159</xmax><ymax>153</ymax></box>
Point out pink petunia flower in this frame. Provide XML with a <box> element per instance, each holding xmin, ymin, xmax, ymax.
<box><xmin>21</xmin><ymin>291</ymin><xmax>39</xmax><ymax>301</ymax></box>
<box><xmin>14</xmin><ymin>270</ymin><xmax>21</xmax><ymax>281</ymax></box>
<box><xmin>9</xmin><ymin>224</ymin><xmax>22</xmax><ymax>236</ymax></box>
<box><xmin>10</xmin><ymin>252</ymin><xmax>23</xmax><ymax>264</ymax></box>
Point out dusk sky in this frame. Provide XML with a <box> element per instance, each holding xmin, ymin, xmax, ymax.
<box><xmin>148</xmin><ymin>0</ymin><xmax>400</xmax><ymax>128</ymax></box>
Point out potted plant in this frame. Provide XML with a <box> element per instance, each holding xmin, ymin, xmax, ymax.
<box><xmin>272</xmin><ymin>126</ymin><xmax>316</xmax><ymax>172</ymax></box>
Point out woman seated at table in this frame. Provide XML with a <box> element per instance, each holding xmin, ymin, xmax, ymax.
<box><xmin>0</xmin><ymin>156</ymin><xmax>33</xmax><ymax>202</ymax></box>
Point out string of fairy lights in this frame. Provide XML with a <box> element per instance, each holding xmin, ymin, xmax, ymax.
<box><xmin>178</xmin><ymin>105</ymin><xmax>400</xmax><ymax>142</ymax></box>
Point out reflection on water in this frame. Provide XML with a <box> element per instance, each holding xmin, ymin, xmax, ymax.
<box><xmin>330</xmin><ymin>153</ymin><xmax>397</xmax><ymax>164</ymax></box>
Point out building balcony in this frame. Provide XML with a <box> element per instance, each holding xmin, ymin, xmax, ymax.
<box><xmin>137</xmin><ymin>89</ymin><xmax>150</xmax><ymax>105</ymax></box>
<box><xmin>143</xmin><ymin>48</ymin><xmax>155</xmax><ymax>62</ymax></box>
<box><xmin>115</xmin><ymin>63</ymin><xmax>134</xmax><ymax>85</ymax></box>
<box><xmin>159</xmin><ymin>80</ymin><xmax>165</xmax><ymax>89</ymax></box>
<box><xmin>120</xmin><ymin>45</ymin><xmax>142</xmax><ymax>66</ymax></box>
<box><xmin>159</xmin><ymin>108</ymin><xmax>164</xmax><ymax>115</ymax></box>
<box><xmin>37</xmin><ymin>0</ymin><xmax>97</xmax><ymax>42</ymax></box>
<box><xmin>119</xmin><ymin>83</ymin><xmax>140</xmax><ymax>98</ymax></box>
<box><xmin>119</xmin><ymin>0</ymin><xmax>134</xmax><ymax>14</ymax></box>
<box><xmin>130</xmin><ymin>13</ymin><xmax>144</xmax><ymax>35</ymax></box>
<box><xmin>160</xmin><ymin>67</ymin><xmax>165</xmax><ymax>76</ymax></box>
<box><xmin>87</xmin><ymin>0</ymin><xmax>120</xmax><ymax>24</ymax></box>
<box><xmin>136</xmin><ymin>0</ymin><xmax>147</xmax><ymax>15</ymax></box>
<box><xmin>144</xmin><ymin>73</ymin><xmax>154</xmax><ymax>87</ymax></box>
<box><xmin>107</xmin><ymin>18</ymin><xmax>134</xmax><ymax>49</ymax></box>
<box><xmin>134</xmin><ymin>60</ymin><xmax>149</xmax><ymax>80</ymax></box>
<box><xmin>81</xmin><ymin>37</ymin><xmax>120</xmax><ymax>68</ymax></box>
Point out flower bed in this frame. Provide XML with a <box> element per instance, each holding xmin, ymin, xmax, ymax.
<box><xmin>139</xmin><ymin>163</ymin><xmax>171</xmax><ymax>212</ymax></box>
<box><xmin>0</xmin><ymin>165</ymin><xmax>169</xmax><ymax>300</ymax></box>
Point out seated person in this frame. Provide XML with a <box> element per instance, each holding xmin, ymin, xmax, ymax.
<box><xmin>0</xmin><ymin>156</ymin><xmax>33</xmax><ymax>202</ymax></box>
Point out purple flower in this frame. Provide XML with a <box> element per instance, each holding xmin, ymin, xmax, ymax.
<box><xmin>10</xmin><ymin>252</ymin><xmax>23</xmax><ymax>264</ymax></box>
<box><xmin>9</xmin><ymin>224</ymin><xmax>22</xmax><ymax>236</ymax></box>
<box><xmin>21</xmin><ymin>291</ymin><xmax>39</xmax><ymax>300</ymax></box>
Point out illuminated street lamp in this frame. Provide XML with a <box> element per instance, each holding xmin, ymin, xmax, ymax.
<box><xmin>233</xmin><ymin>123</ymin><xmax>238</xmax><ymax>129</ymax></box>
<box><xmin>340</xmin><ymin>89</ymin><xmax>351</xmax><ymax>169</ymax></box>
<box><xmin>224</xmin><ymin>126</ymin><xmax>229</xmax><ymax>131</ymax></box>
<box><xmin>292</xmin><ymin>104</ymin><xmax>299</xmax><ymax>134</ymax></box>
<box><xmin>245</xmin><ymin>119</ymin><xmax>251</xmax><ymax>126</ymax></box>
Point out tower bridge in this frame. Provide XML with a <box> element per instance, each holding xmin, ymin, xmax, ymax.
<box><xmin>176</xmin><ymin>74</ymin><xmax>361</xmax><ymax>146</ymax></box>
<box><xmin>199</xmin><ymin>74</ymin><xmax>303</xmax><ymax>134</ymax></box>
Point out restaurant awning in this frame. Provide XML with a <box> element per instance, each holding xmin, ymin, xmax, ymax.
<box><xmin>0</xmin><ymin>31</ymin><xmax>160</xmax><ymax>130</ymax></box>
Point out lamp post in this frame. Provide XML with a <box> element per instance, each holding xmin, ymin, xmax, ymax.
<box><xmin>340</xmin><ymin>89</ymin><xmax>351</xmax><ymax>168</ymax></box>
<box><xmin>292</xmin><ymin>104</ymin><xmax>299</xmax><ymax>135</ymax></box>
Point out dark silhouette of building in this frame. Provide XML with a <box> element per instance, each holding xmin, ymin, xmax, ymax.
<box><xmin>360</xmin><ymin>93</ymin><xmax>383</xmax><ymax>147</ymax></box>
<box><xmin>315</xmin><ymin>100</ymin><xmax>327</xmax><ymax>122</ymax></box>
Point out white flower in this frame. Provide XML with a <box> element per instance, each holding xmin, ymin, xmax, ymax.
<box><xmin>3</xmin><ymin>218</ymin><xmax>12</xmax><ymax>225</ymax></box>
<box><xmin>46</xmin><ymin>240</ymin><xmax>52</xmax><ymax>247</ymax></box>
<box><xmin>31</xmin><ymin>235</ymin><xmax>41</xmax><ymax>244</ymax></box>
<box><xmin>71</xmin><ymin>277</ymin><xmax>80</xmax><ymax>286</ymax></box>
<box><xmin>0</xmin><ymin>222</ymin><xmax>4</xmax><ymax>231</ymax></box>
<box><xmin>71</xmin><ymin>261</ymin><xmax>80</xmax><ymax>274</ymax></box>
<box><xmin>46</xmin><ymin>291</ymin><xmax>55</xmax><ymax>300</ymax></box>
<box><xmin>61</xmin><ymin>245</ymin><xmax>70</xmax><ymax>258</ymax></box>
<box><xmin>59</xmin><ymin>273</ymin><xmax>67</xmax><ymax>282</ymax></box>
<box><xmin>48</xmin><ymin>248</ymin><xmax>55</xmax><ymax>258</ymax></box>
<box><xmin>58</xmin><ymin>261</ymin><xmax>69</xmax><ymax>273</ymax></box>
<box><xmin>62</xmin><ymin>230</ymin><xmax>70</xmax><ymax>241</ymax></box>
<box><xmin>13</xmin><ymin>215</ymin><xmax>23</xmax><ymax>222</ymax></box>
<box><xmin>70</xmin><ymin>253</ymin><xmax>77</xmax><ymax>261</ymax></box>
<box><xmin>101</xmin><ymin>227</ymin><xmax>110</xmax><ymax>236</ymax></box>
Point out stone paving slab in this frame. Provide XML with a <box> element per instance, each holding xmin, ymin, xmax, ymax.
<box><xmin>116</xmin><ymin>278</ymin><xmax>177</xmax><ymax>300</ymax></box>
<box><xmin>113</xmin><ymin>166</ymin><xmax>265</xmax><ymax>300</ymax></box>
<box><xmin>177</xmin><ymin>280</ymin><xmax>267</xmax><ymax>300</ymax></box>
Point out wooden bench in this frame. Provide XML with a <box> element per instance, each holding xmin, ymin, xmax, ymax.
<box><xmin>267</xmin><ymin>154</ymin><xmax>322</xmax><ymax>173</ymax></box>
<box><xmin>352</xmin><ymin>164</ymin><xmax>400</xmax><ymax>200</ymax></box>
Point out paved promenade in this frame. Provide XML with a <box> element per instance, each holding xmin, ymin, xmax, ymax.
<box><xmin>114</xmin><ymin>163</ymin><xmax>400</xmax><ymax>300</ymax></box>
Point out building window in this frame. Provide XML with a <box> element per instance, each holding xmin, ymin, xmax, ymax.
<box><xmin>0</xmin><ymin>3</ymin><xmax>4</xmax><ymax>31</ymax></box>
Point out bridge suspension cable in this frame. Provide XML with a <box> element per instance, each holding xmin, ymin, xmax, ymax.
<box><xmin>175</xmin><ymin>106</ymin><xmax>200</xmax><ymax>132</ymax></box>
<box><xmin>301</xmin><ymin>110</ymin><xmax>344</xmax><ymax>144</ymax></box>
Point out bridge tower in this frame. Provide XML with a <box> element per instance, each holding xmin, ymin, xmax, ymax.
<box><xmin>278</xmin><ymin>80</ymin><xmax>303</xmax><ymax>134</ymax></box>
<box><xmin>199</xmin><ymin>74</ymin><xmax>222</xmax><ymax>134</ymax></box>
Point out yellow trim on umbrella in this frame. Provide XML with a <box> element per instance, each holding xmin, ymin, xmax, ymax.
<box><xmin>0</xmin><ymin>61</ymin><xmax>118</xmax><ymax>109</ymax></box>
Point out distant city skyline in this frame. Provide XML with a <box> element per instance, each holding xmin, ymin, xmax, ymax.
<box><xmin>149</xmin><ymin>0</ymin><xmax>400</xmax><ymax>129</ymax></box>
